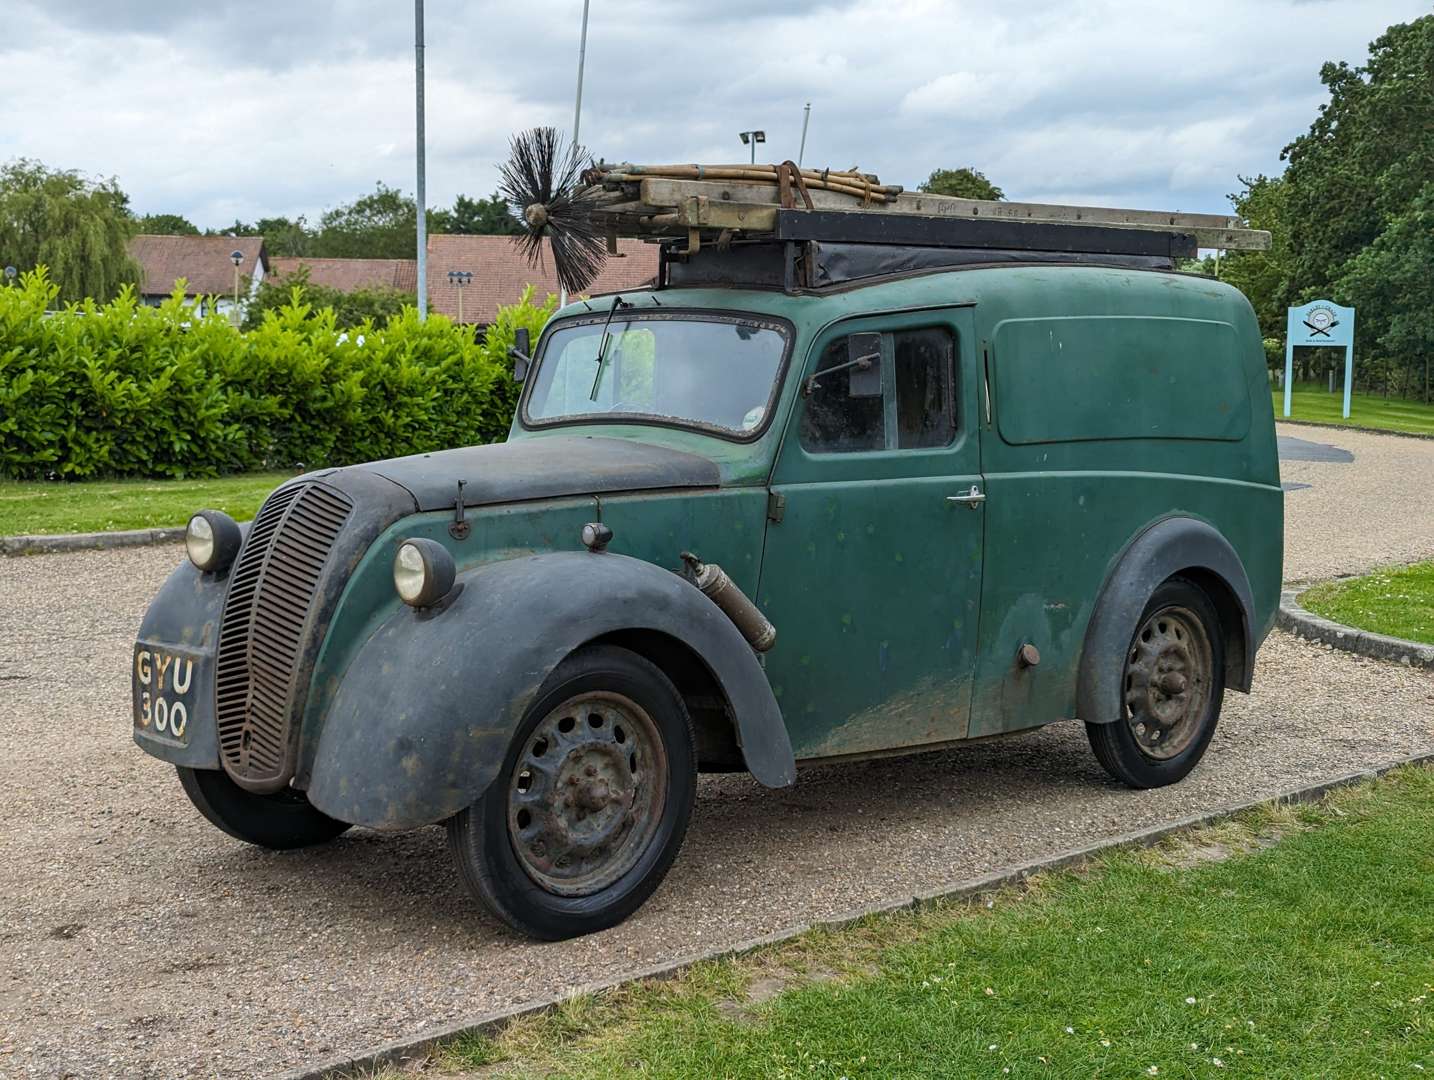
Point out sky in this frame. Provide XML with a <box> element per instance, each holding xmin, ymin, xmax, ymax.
<box><xmin>3</xmin><ymin>1</ymin><xmax>1429</xmax><ymax>229</ymax></box>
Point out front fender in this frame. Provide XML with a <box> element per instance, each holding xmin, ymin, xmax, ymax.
<box><xmin>305</xmin><ymin>550</ymin><xmax>794</xmax><ymax>829</ymax></box>
<box><xmin>1077</xmin><ymin>516</ymin><xmax>1255</xmax><ymax>725</ymax></box>
<box><xmin>131</xmin><ymin>555</ymin><xmax>228</xmax><ymax>769</ymax></box>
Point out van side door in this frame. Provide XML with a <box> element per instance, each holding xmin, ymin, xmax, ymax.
<box><xmin>756</xmin><ymin>307</ymin><xmax>985</xmax><ymax>760</ymax></box>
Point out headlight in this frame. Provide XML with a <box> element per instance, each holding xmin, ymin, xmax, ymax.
<box><xmin>394</xmin><ymin>538</ymin><xmax>456</xmax><ymax>608</ymax></box>
<box><xmin>186</xmin><ymin>510</ymin><xmax>242</xmax><ymax>573</ymax></box>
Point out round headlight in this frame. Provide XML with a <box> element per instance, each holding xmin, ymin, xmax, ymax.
<box><xmin>394</xmin><ymin>538</ymin><xmax>456</xmax><ymax>608</ymax></box>
<box><xmin>186</xmin><ymin>510</ymin><xmax>242</xmax><ymax>573</ymax></box>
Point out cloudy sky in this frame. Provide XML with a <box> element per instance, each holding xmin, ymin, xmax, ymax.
<box><xmin>4</xmin><ymin>1</ymin><xmax>1428</xmax><ymax>228</ymax></box>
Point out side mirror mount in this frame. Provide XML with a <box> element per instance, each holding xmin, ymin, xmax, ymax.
<box><xmin>846</xmin><ymin>332</ymin><xmax>883</xmax><ymax>397</ymax></box>
<box><xmin>803</xmin><ymin>332</ymin><xmax>885</xmax><ymax>397</ymax></box>
<box><xmin>509</xmin><ymin>327</ymin><xmax>533</xmax><ymax>383</ymax></box>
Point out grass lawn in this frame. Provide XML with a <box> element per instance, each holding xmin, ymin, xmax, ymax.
<box><xmin>1274</xmin><ymin>382</ymin><xmax>1434</xmax><ymax>436</ymax></box>
<box><xmin>0</xmin><ymin>472</ymin><xmax>292</xmax><ymax>535</ymax></box>
<box><xmin>1302</xmin><ymin>561</ymin><xmax>1434</xmax><ymax>646</ymax></box>
<box><xmin>414</xmin><ymin>766</ymin><xmax>1434</xmax><ymax>1079</ymax></box>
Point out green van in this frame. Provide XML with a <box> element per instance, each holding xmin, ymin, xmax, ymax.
<box><xmin>132</xmin><ymin>246</ymin><xmax>1282</xmax><ymax>940</ymax></box>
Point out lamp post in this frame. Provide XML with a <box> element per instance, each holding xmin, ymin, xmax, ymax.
<box><xmin>560</xmin><ymin>0</ymin><xmax>592</xmax><ymax>311</ymax></box>
<box><xmin>738</xmin><ymin>130</ymin><xmax>766</xmax><ymax>165</ymax></box>
<box><xmin>230</xmin><ymin>249</ymin><xmax>244</xmax><ymax>323</ymax></box>
<box><xmin>415</xmin><ymin>0</ymin><xmax>428</xmax><ymax>322</ymax></box>
<box><xmin>447</xmin><ymin>269</ymin><xmax>472</xmax><ymax>323</ymax></box>
<box><xmin>3</xmin><ymin>266</ymin><xmax>16</xmax><ymax>287</ymax></box>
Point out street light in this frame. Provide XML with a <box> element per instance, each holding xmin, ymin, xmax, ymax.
<box><xmin>447</xmin><ymin>269</ymin><xmax>472</xmax><ymax>323</ymax></box>
<box><xmin>230</xmin><ymin>250</ymin><xmax>244</xmax><ymax>321</ymax></box>
<box><xmin>738</xmin><ymin>130</ymin><xmax>766</xmax><ymax>165</ymax></box>
<box><xmin>3</xmin><ymin>266</ymin><xmax>16</xmax><ymax>286</ymax></box>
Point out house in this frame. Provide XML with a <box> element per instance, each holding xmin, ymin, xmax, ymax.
<box><xmin>426</xmin><ymin>235</ymin><xmax>659</xmax><ymax>327</ymax></box>
<box><xmin>268</xmin><ymin>257</ymin><xmax>417</xmax><ymax>294</ymax></box>
<box><xmin>128</xmin><ymin>235</ymin><xmax>268</xmax><ymax>319</ymax></box>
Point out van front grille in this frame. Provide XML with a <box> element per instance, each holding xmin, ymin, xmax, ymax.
<box><xmin>214</xmin><ymin>483</ymin><xmax>353</xmax><ymax>791</ymax></box>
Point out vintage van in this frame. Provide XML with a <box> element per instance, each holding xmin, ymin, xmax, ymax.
<box><xmin>132</xmin><ymin>252</ymin><xmax>1282</xmax><ymax>940</ymax></box>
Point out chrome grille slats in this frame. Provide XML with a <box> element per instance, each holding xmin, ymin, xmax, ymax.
<box><xmin>214</xmin><ymin>482</ymin><xmax>353</xmax><ymax>791</ymax></box>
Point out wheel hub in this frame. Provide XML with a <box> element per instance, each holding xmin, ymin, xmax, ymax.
<box><xmin>1123</xmin><ymin>605</ymin><xmax>1212</xmax><ymax>760</ymax></box>
<box><xmin>506</xmin><ymin>691</ymin><xmax>666</xmax><ymax>897</ymax></box>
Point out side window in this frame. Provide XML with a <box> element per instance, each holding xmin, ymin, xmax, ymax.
<box><xmin>894</xmin><ymin>328</ymin><xmax>956</xmax><ymax>449</ymax></box>
<box><xmin>800</xmin><ymin>327</ymin><xmax>957</xmax><ymax>453</ymax></box>
<box><xmin>800</xmin><ymin>339</ymin><xmax>885</xmax><ymax>452</ymax></box>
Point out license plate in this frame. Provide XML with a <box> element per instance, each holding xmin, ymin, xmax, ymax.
<box><xmin>133</xmin><ymin>645</ymin><xmax>201</xmax><ymax>745</ymax></box>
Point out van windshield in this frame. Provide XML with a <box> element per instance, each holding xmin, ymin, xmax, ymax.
<box><xmin>523</xmin><ymin>311</ymin><xmax>789</xmax><ymax>438</ymax></box>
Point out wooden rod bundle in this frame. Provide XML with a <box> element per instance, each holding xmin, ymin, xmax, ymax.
<box><xmin>587</xmin><ymin>162</ymin><xmax>903</xmax><ymax>205</ymax></box>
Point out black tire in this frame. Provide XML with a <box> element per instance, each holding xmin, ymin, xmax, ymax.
<box><xmin>1085</xmin><ymin>576</ymin><xmax>1226</xmax><ymax>789</ymax></box>
<box><xmin>447</xmin><ymin>644</ymin><xmax>697</xmax><ymax>941</ymax></box>
<box><xmin>176</xmin><ymin>766</ymin><xmax>351</xmax><ymax>850</ymax></box>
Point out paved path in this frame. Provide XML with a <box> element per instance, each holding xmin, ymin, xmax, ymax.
<box><xmin>2</xmin><ymin>424</ymin><xmax>1433</xmax><ymax>1078</ymax></box>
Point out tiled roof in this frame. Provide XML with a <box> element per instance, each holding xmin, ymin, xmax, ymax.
<box><xmin>426</xmin><ymin>235</ymin><xmax>659</xmax><ymax>324</ymax></box>
<box><xmin>128</xmin><ymin>235</ymin><xmax>267</xmax><ymax>298</ymax></box>
<box><xmin>269</xmin><ymin>257</ymin><xmax>418</xmax><ymax>294</ymax></box>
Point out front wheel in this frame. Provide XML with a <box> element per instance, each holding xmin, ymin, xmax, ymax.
<box><xmin>177</xmin><ymin>766</ymin><xmax>351</xmax><ymax>850</ymax></box>
<box><xmin>1085</xmin><ymin>576</ymin><xmax>1226</xmax><ymax>789</ymax></box>
<box><xmin>447</xmin><ymin>644</ymin><xmax>697</xmax><ymax>940</ymax></box>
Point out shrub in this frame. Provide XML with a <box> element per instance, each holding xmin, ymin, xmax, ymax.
<box><xmin>0</xmin><ymin>269</ymin><xmax>555</xmax><ymax>479</ymax></box>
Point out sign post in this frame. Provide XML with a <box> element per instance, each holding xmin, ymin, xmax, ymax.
<box><xmin>1284</xmin><ymin>300</ymin><xmax>1355</xmax><ymax>419</ymax></box>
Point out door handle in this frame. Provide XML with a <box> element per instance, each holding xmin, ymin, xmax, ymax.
<box><xmin>946</xmin><ymin>484</ymin><xmax>986</xmax><ymax>508</ymax></box>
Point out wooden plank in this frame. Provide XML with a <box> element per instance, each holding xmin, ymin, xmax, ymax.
<box><xmin>633</xmin><ymin>178</ymin><xmax>1270</xmax><ymax>250</ymax></box>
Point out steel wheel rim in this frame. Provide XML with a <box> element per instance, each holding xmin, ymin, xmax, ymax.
<box><xmin>1123</xmin><ymin>605</ymin><xmax>1212</xmax><ymax>761</ymax></box>
<box><xmin>507</xmin><ymin>691</ymin><xmax>668</xmax><ymax>897</ymax></box>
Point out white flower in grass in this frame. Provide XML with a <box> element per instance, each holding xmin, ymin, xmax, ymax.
<box><xmin>1185</xmin><ymin>997</ymin><xmax>1197</xmax><ymax>1005</ymax></box>
<box><xmin>1212</xmin><ymin>1058</ymin><xmax>1225</xmax><ymax>1068</ymax></box>
<box><xmin>1147</xmin><ymin>1067</ymin><xmax>1160</xmax><ymax>1076</ymax></box>
<box><xmin>1065</xmin><ymin>1027</ymin><xmax>1075</xmax><ymax>1035</ymax></box>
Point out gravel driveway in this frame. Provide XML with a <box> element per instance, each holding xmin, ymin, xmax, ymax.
<box><xmin>2</xmin><ymin>422</ymin><xmax>1432</xmax><ymax>1078</ymax></box>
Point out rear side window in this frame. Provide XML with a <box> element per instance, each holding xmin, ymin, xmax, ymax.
<box><xmin>801</xmin><ymin>327</ymin><xmax>957</xmax><ymax>453</ymax></box>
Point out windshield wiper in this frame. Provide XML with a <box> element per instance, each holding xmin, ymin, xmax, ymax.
<box><xmin>589</xmin><ymin>295</ymin><xmax>629</xmax><ymax>401</ymax></box>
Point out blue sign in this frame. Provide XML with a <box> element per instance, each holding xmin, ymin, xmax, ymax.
<box><xmin>1284</xmin><ymin>299</ymin><xmax>1355</xmax><ymax>419</ymax></box>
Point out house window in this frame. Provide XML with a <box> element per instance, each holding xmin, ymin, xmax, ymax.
<box><xmin>800</xmin><ymin>327</ymin><xmax>957</xmax><ymax>453</ymax></box>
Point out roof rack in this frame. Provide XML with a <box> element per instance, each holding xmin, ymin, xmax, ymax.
<box><xmin>572</xmin><ymin>165</ymin><xmax>1269</xmax><ymax>293</ymax></box>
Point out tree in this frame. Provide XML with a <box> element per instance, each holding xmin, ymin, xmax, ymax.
<box><xmin>208</xmin><ymin>219</ymin><xmax>256</xmax><ymax>237</ymax></box>
<box><xmin>917</xmin><ymin>167</ymin><xmax>1004</xmax><ymax>201</ymax></box>
<box><xmin>137</xmin><ymin>212</ymin><xmax>199</xmax><ymax>235</ymax></box>
<box><xmin>430</xmin><ymin>192</ymin><xmax>523</xmax><ymax>236</ymax></box>
<box><xmin>1215</xmin><ymin>174</ymin><xmax>1293</xmax><ymax>340</ymax></box>
<box><xmin>1336</xmin><ymin>183</ymin><xmax>1434</xmax><ymax>402</ymax></box>
<box><xmin>311</xmin><ymin>182</ymin><xmax>422</xmax><ymax>259</ymax></box>
<box><xmin>0</xmin><ymin>159</ymin><xmax>139</xmax><ymax>303</ymax></box>
<box><xmin>1279</xmin><ymin>16</ymin><xmax>1434</xmax><ymax>298</ymax></box>
<box><xmin>241</xmin><ymin>266</ymin><xmax>415</xmax><ymax>331</ymax></box>
<box><xmin>253</xmin><ymin>215</ymin><xmax>313</xmax><ymax>257</ymax></box>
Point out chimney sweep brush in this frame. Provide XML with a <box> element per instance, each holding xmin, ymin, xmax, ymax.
<box><xmin>500</xmin><ymin>126</ymin><xmax>606</xmax><ymax>295</ymax></box>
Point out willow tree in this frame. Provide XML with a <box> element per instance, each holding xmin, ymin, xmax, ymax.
<box><xmin>0</xmin><ymin>159</ymin><xmax>139</xmax><ymax>303</ymax></box>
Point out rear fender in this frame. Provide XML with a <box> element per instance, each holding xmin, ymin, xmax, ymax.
<box><xmin>305</xmin><ymin>550</ymin><xmax>794</xmax><ymax>829</ymax></box>
<box><xmin>1078</xmin><ymin>516</ymin><xmax>1255</xmax><ymax>725</ymax></box>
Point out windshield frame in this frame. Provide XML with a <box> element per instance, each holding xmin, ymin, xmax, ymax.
<box><xmin>517</xmin><ymin>306</ymin><xmax>797</xmax><ymax>444</ymax></box>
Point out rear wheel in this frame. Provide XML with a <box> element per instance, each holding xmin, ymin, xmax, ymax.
<box><xmin>447</xmin><ymin>644</ymin><xmax>697</xmax><ymax>941</ymax></box>
<box><xmin>177</xmin><ymin>766</ymin><xmax>351</xmax><ymax>850</ymax></box>
<box><xmin>1086</xmin><ymin>577</ymin><xmax>1225</xmax><ymax>789</ymax></box>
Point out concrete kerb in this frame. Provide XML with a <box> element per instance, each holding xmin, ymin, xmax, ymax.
<box><xmin>0</xmin><ymin>526</ymin><xmax>188</xmax><ymax>556</ymax></box>
<box><xmin>1280</xmin><ymin>587</ymin><xmax>1434</xmax><ymax>670</ymax></box>
<box><xmin>1276</xmin><ymin>417</ymin><xmax>1434</xmax><ymax>442</ymax></box>
<box><xmin>280</xmin><ymin>750</ymin><xmax>1434</xmax><ymax>1080</ymax></box>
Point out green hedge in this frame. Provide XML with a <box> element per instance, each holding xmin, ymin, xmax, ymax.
<box><xmin>0</xmin><ymin>271</ymin><xmax>555</xmax><ymax>479</ymax></box>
